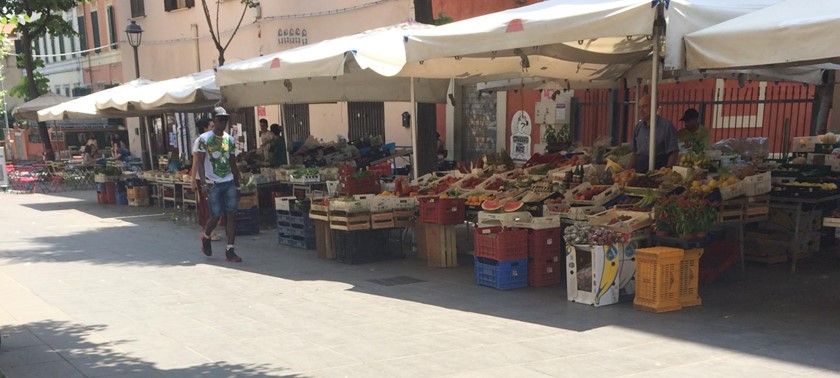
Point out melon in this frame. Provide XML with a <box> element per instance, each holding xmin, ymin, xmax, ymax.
<box><xmin>503</xmin><ymin>201</ymin><xmax>525</xmax><ymax>212</ymax></box>
<box><xmin>481</xmin><ymin>199</ymin><xmax>503</xmax><ymax>212</ymax></box>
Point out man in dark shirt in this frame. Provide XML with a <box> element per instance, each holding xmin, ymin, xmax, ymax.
<box><xmin>627</xmin><ymin>95</ymin><xmax>679</xmax><ymax>173</ymax></box>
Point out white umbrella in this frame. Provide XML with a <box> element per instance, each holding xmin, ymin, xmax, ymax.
<box><xmin>685</xmin><ymin>0</ymin><xmax>840</xmax><ymax>70</ymax></box>
<box><xmin>96</xmin><ymin>70</ymin><xmax>220</xmax><ymax>114</ymax></box>
<box><xmin>12</xmin><ymin>93</ymin><xmax>72</xmax><ymax>120</ymax></box>
<box><xmin>37</xmin><ymin>79</ymin><xmax>154</xmax><ymax>121</ymax></box>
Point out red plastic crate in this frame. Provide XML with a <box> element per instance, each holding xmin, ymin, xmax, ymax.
<box><xmin>340</xmin><ymin>173</ymin><xmax>381</xmax><ymax>195</ymax></box>
<box><xmin>527</xmin><ymin>228</ymin><xmax>562</xmax><ymax>258</ymax></box>
<box><xmin>419</xmin><ymin>197</ymin><xmax>465</xmax><ymax>225</ymax></box>
<box><xmin>528</xmin><ymin>255</ymin><xmax>562</xmax><ymax>287</ymax></box>
<box><xmin>368</xmin><ymin>162</ymin><xmax>392</xmax><ymax>177</ymax></box>
<box><xmin>474</xmin><ymin>227</ymin><xmax>528</xmax><ymax>261</ymax></box>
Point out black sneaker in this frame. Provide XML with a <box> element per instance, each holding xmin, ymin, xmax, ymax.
<box><xmin>225</xmin><ymin>248</ymin><xmax>242</xmax><ymax>263</ymax></box>
<box><xmin>201</xmin><ymin>234</ymin><xmax>212</xmax><ymax>256</ymax></box>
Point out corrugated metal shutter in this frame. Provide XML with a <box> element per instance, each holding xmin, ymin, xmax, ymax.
<box><xmin>348</xmin><ymin>102</ymin><xmax>385</xmax><ymax>142</ymax></box>
<box><xmin>282</xmin><ymin>104</ymin><xmax>310</xmax><ymax>143</ymax></box>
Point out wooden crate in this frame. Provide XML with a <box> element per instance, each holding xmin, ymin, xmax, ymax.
<box><xmin>717</xmin><ymin>199</ymin><xmax>744</xmax><ymax>223</ymax></box>
<box><xmin>744</xmin><ymin>195</ymin><xmax>770</xmax><ymax>220</ymax></box>
<box><xmin>309</xmin><ymin>203</ymin><xmax>330</xmax><ymax>221</ymax></box>
<box><xmin>371</xmin><ymin>212</ymin><xmax>395</xmax><ymax>229</ymax></box>
<box><xmin>314</xmin><ymin>220</ymin><xmax>335</xmax><ymax>260</ymax></box>
<box><xmin>745</xmin><ymin>250</ymin><xmax>812</xmax><ymax>265</ymax></box>
<box><xmin>393</xmin><ymin>210</ymin><xmax>415</xmax><ymax>228</ymax></box>
<box><xmin>329</xmin><ymin>211</ymin><xmax>370</xmax><ymax>231</ymax></box>
<box><xmin>238</xmin><ymin>193</ymin><xmax>259</xmax><ymax>209</ymax></box>
<box><xmin>422</xmin><ymin>224</ymin><xmax>458</xmax><ymax>268</ymax></box>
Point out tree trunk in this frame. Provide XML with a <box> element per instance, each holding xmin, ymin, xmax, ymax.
<box><xmin>20</xmin><ymin>26</ymin><xmax>54</xmax><ymax>160</ymax></box>
<box><xmin>217</xmin><ymin>49</ymin><xmax>225</xmax><ymax>67</ymax></box>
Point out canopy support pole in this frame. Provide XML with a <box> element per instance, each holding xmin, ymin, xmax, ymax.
<box><xmin>634</xmin><ymin>78</ymin><xmax>641</xmax><ymax>125</ymax></box>
<box><xmin>279</xmin><ymin>104</ymin><xmax>291</xmax><ymax>166</ymax></box>
<box><xmin>410</xmin><ymin>77</ymin><xmax>418</xmax><ymax>180</ymax></box>
<box><xmin>144</xmin><ymin>116</ymin><xmax>155</xmax><ymax>170</ymax></box>
<box><xmin>649</xmin><ymin>3</ymin><xmax>665</xmax><ymax>173</ymax></box>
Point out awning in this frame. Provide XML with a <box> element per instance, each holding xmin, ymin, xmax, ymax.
<box><xmin>96</xmin><ymin>70</ymin><xmax>221</xmax><ymax>114</ymax></box>
<box><xmin>685</xmin><ymin>0</ymin><xmax>840</xmax><ymax>70</ymax></box>
<box><xmin>37</xmin><ymin>79</ymin><xmax>154</xmax><ymax>121</ymax></box>
<box><xmin>12</xmin><ymin>93</ymin><xmax>72</xmax><ymax>120</ymax></box>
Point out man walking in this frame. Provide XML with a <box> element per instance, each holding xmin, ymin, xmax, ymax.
<box><xmin>196</xmin><ymin>107</ymin><xmax>243</xmax><ymax>262</ymax></box>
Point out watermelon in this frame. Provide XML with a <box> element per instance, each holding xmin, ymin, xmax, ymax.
<box><xmin>481</xmin><ymin>199</ymin><xmax>503</xmax><ymax>212</ymax></box>
<box><xmin>503</xmin><ymin>201</ymin><xmax>525</xmax><ymax>212</ymax></box>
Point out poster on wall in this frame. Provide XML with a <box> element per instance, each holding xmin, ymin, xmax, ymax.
<box><xmin>510</xmin><ymin>110</ymin><xmax>532</xmax><ymax>161</ymax></box>
<box><xmin>0</xmin><ymin>145</ymin><xmax>7</xmax><ymax>187</ymax></box>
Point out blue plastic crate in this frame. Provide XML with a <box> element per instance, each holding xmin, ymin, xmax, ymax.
<box><xmin>236</xmin><ymin>217</ymin><xmax>260</xmax><ymax>235</ymax></box>
<box><xmin>474</xmin><ymin>257</ymin><xmax>528</xmax><ymax>290</ymax></box>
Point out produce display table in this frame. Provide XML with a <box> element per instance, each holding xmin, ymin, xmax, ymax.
<box><xmin>769</xmin><ymin>194</ymin><xmax>840</xmax><ymax>273</ymax></box>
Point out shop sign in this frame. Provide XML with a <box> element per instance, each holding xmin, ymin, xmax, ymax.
<box><xmin>278</xmin><ymin>27</ymin><xmax>309</xmax><ymax>45</ymax></box>
<box><xmin>510</xmin><ymin>110</ymin><xmax>532</xmax><ymax>161</ymax></box>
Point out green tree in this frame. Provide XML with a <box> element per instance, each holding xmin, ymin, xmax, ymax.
<box><xmin>5</xmin><ymin>0</ymin><xmax>82</xmax><ymax>160</ymax></box>
<box><xmin>200</xmin><ymin>0</ymin><xmax>257</xmax><ymax>67</ymax></box>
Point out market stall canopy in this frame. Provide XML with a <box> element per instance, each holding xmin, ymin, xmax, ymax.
<box><xmin>215</xmin><ymin>22</ymin><xmax>450</xmax><ymax>108</ymax></box>
<box><xmin>12</xmin><ymin>93</ymin><xmax>72</xmax><ymax>120</ymax></box>
<box><xmin>37</xmin><ymin>79</ymin><xmax>154</xmax><ymax>121</ymax></box>
<box><xmin>96</xmin><ymin>70</ymin><xmax>220</xmax><ymax>114</ymax></box>
<box><xmin>353</xmin><ymin>0</ymin><xmax>822</xmax><ymax>86</ymax></box>
<box><xmin>684</xmin><ymin>0</ymin><xmax>840</xmax><ymax>70</ymax></box>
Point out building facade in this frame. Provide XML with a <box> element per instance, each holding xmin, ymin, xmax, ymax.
<box><xmin>116</xmin><ymin>0</ymin><xmax>419</xmax><ymax>159</ymax></box>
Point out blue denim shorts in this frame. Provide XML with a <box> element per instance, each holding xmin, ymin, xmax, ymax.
<box><xmin>208</xmin><ymin>180</ymin><xmax>237</xmax><ymax>217</ymax></box>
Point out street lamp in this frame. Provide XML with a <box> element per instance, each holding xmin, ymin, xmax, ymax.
<box><xmin>125</xmin><ymin>20</ymin><xmax>150</xmax><ymax>169</ymax></box>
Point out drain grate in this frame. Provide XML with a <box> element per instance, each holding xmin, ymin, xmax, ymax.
<box><xmin>367</xmin><ymin>276</ymin><xmax>426</xmax><ymax>286</ymax></box>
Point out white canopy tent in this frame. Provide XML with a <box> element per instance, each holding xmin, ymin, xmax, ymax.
<box><xmin>215</xmin><ymin>22</ymin><xmax>450</xmax><ymax>108</ymax></box>
<box><xmin>684</xmin><ymin>0</ymin><xmax>840</xmax><ymax>70</ymax></box>
<box><xmin>95</xmin><ymin>70</ymin><xmax>221</xmax><ymax>115</ymax></box>
<box><xmin>37</xmin><ymin>79</ymin><xmax>154</xmax><ymax>121</ymax></box>
<box><xmin>12</xmin><ymin>93</ymin><xmax>72</xmax><ymax>121</ymax></box>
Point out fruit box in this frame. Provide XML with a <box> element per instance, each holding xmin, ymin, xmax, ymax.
<box><xmin>743</xmin><ymin>172</ymin><xmax>772</xmax><ymax>196</ymax></box>
<box><xmin>477</xmin><ymin>211</ymin><xmax>533</xmax><ymax>228</ymax></box>
<box><xmin>329</xmin><ymin>195</ymin><xmax>374</xmax><ymax>213</ymax></box>
<box><xmin>476</xmin><ymin>174</ymin><xmax>507</xmax><ymax>191</ymax></box>
<box><xmin>514</xmin><ymin>215</ymin><xmax>562</xmax><ymax>230</ymax></box>
<box><xmin>544</xmin><ymin>204</ymin><xmax>605</xmax><ymax>221</ymax></box>
<box><xmin>452</xmin><ymin>174</ymin><xmax>488</xmax><ymax>191</ymax></box>
<box><xmin>718</xmin><ymin>181</ymin><xmax>745</xmax><ymax>200</ymax></box>
<box><xmin>565</xmin><ymin>183</ymin><xmax>621</xmax><ymax>206</ymax></box>
<box><xmin>588</xmin><ymin>208</ymin><xmax>653</xmax><ymax>234</ymax></box>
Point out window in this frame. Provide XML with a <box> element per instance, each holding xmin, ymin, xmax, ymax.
<box><xmin>58</xmin><ymin>35</ymin><xmax>66</xmax><ymax>60</ymax></box>
<box><xmin>164</xmin><ymin>0</ymin><xmax>194</xmax><ymax>12</ymax></box>
<box><xmin>77</xmin><ymin>16</ymin><xmax>88</xmax><ymax>56</ymax></box>
<box><xmin>91</xmin><ymin>11</ymin><xmax>101</xmax><ymax>53</ymax></box>
<box><xmin>347</xmin><ymin>102</ymin><xmax>385</xmax><ymax>142</ymax></box>
<box><xmin>130</xmin><ymin>0</ymin><xmax>145</xmax><ymax>18</ymax></box>
<box><xmin>49</xmin><ymin>37</ymin><xmax>57</xmax><ymax>63</ymax></box>
<box><xmin>282</xmin><ymin>104</ymin><xmax>311</xmax><ymax>144</ymax></box>
<box><xmin>64</xmin><ymin>87</ymin><xmax>71</xmax><ymax>97</ymax></box>
<box><xmin>106</xmin><ymin>6</ymin><xmax>117</xmax><ymax>49</ymax></box>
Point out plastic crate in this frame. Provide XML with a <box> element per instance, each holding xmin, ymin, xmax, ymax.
<box><xmin>115</xmin><ymin>192</ymin><xmax>128</xmax><ymax>205</ymax></box>
<box><xmin>278</xmin><ymin>224</ymin><xmax>316</xmax><ymax>239</ymax></box>
<box><xmin>680</xmin><ymin>248</ymin><xmax>703</xmax><ymax>307</ymax></box>
<box><xmin>528</xmin><ymin>255</ymin><xmax>562</xmax><ymax>287</ymax></box>
<box><xmin>474</xmin><ymin>227</ymin><xmax>528</xmax><ymax>261</ymax></box>
<box><xmin>633</xmin><ymin>247</ymin><xmax>684</xmax><ymax>313</ymax></box>
<box><xmin>699</xmin><ymin>240</ymin><xmax>740</xmax><ymax>285</ymax></box>
<box><xmin>368</xmin><ymin>162</ymin><xmax>392</xmax><ymax>177</ymax></box>
<box><xmin>235</xmin><ymin>207</ymin><xmax>260</xmax><ymax>235</ymax></box>
<box><xmin>419</xmin><ymin>197</ymin><xmax>465</xmax><ymax>225</ymax></box>
<box><xmin>527</xmin><ymin>228</ymin><xmax>562</xmax><ymax>258</ymax></box>
<box><xmin>333</xmin><ymin>229</ymin><xmax>391</xmax><ymax>264</ymax></box>
<box><xmin>280</xmin><ymin>234</ymin><xmax>316</xmax><ymax>250</ymax></box>
<box><xmin>474</xmin><ymin>257</ymin><xmax>528</xmax><ymax>290</ymax></box>
<box><xmin>340</xmin><ymin>173</ymin><xmax>381</xmax><ymax>195</ymax></box>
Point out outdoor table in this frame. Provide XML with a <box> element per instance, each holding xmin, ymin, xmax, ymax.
<box><xmin>769</xmin><ymin>194</ymin><xmax>840</xmax><ymax>273</ymax></box>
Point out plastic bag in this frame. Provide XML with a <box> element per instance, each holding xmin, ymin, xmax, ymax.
<box><xmin>712</xmin><ymin>137</ymin><xmax>769</xmax><ymax>161</ymax></box>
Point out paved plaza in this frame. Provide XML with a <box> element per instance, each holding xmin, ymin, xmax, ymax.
<box><xmin>1</xmin><ymin>191</ymin><xmax>839</xmax><ymax>377</ymax></box>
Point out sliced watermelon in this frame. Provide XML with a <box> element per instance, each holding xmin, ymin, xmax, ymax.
<box><xmin>503</xmin><ymin>201</ymin><xmax>525</xmax><ymax>212</ymax></box>
<box><xmin>481</xmin><ymin>199</ymin><xmax>503</xmax><ymax>212</ymax></box>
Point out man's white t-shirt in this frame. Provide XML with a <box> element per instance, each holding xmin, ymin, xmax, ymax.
<box><xmin>195</xmin><ymin>131</ymin><xmax>235</xmax><ymax>183</ymax></box>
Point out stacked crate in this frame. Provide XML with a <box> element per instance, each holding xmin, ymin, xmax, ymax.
<box><xmin>473</xmin><ymin>226</ymin><xmax>528</xmax><ymax>290</ymax></box>
<box><xmin>526</xmin><ymin>227</ymin><xmax>563</xmax><ymax>287</ymax></box>
<box><xmin>277</xmin><ymin>198</ymin><xmax>315</xmax><ymax>249</ymax></box>
<box><xmin>235</xmin><ymin>193</ymin><xmax>260</xmax><ymax>236</ymax></box>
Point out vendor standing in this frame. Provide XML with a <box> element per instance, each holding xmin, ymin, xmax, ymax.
<box><xmin>257</xmin><ymin>118</ymin><xmax>275</xmax><ymax>161</ymax></box>
<box><xmin>627</xmin><ymin>94</ymin><xmax>679</xmax><ymax>173</ymax></box>
<box><xmin>676</xmin><ymin>108</ymin><xmax>710</xmax><ymax>151</ymax></box>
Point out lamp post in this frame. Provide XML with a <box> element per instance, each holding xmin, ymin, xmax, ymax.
<box><xmin>125</xmin><ymin>20</ymin><xmax>150</xmax><ymax>169</ymax></box>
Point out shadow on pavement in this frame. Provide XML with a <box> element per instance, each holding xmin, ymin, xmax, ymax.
<box><xmin>0</xmin><ymin>320</ymin><xmax>297</xmax><ymax>377</ymax></box>
<box><xmin>3</xmin><ymin>191</ymin><xmax>840</xmax><ymax>373</ymax></box>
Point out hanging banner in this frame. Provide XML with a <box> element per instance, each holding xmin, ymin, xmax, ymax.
<box><xmin>510</xmin><ymin>110</ymin><xmax>532</xmax><ymax>161</ymax></box>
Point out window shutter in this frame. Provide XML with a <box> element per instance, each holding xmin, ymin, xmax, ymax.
<box><xmin>164</xmin><ymin>0</ymin><xmax>173</xmax><ymax>12</ymax></box>
<box><xmin>186</xmin><ymin>0</ymin><xmax>195</xmax><ymax>8</ymax></box>
<box><xmin>77</xmin><ymin>16</ymin><xmax>88</xmax><ymax>56</ymax></box>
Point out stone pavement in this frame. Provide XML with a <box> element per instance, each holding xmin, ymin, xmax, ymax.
<box><xmin>0</xmin><ymin>190</ymin><xmax>839</xmax><ymax>378</ymax></box>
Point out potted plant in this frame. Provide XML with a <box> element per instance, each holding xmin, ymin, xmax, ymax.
<box><xmin>653</xmin><ymin>195</ymin><xmax>677</xmax><ymax>237</ymax></box>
